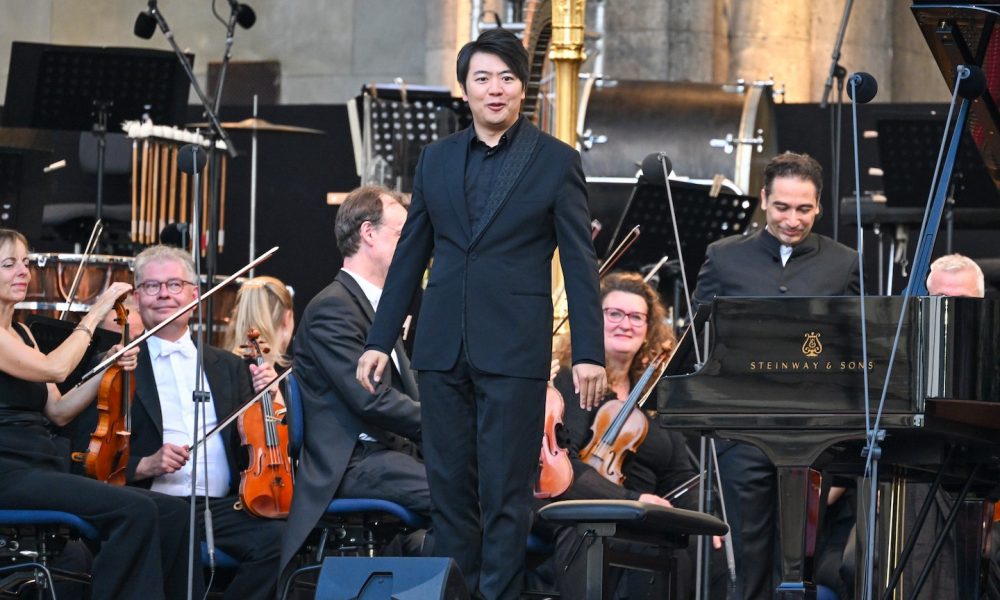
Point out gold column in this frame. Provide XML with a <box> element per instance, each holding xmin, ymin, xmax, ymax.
<box><xmin>547</xmin><ymin>0</ymin><xmax>587</xmax><ymax>345</ymax></box>
<box><xmin>549</xmin><ymin>0</ymin><xmax>586</xmax><ymax>145</ymax></box>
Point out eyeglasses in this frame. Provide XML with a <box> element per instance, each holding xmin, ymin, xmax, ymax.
<box><xmin>137</xmin><ymin>279</ymin><xmax>195</xmax><ymax>296</ymax></box>
<box><xmin>603</xmin><ymin>307</ymin><xmax>648</xmax><ymax>327</ymax></box>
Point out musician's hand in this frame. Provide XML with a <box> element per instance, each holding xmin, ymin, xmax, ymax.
<box><xmin>135</xmin><ymin>443</ymin><xmax>189</xmax><ymax>479</ymax></box>
<box><xmin>573</xmin><ymin>363</ymin><xmax>608</xmax><ymax>411</ymax></box>
<box><xmin>249</xmin><ymin>362</ymin><xmax>279</xmax><ymax>395</ymax></box>
<box><xmin>713</xmin><ymin>536</ymin><xmax>723</xmax><ymax>550</ymax></box>
<box><xmin>90</xmin><ymin>281</ymin><xmax>134</xmax><ymax>317</ymax></box>
<box><xmin>638</xmin><ymin>493</ymin><xmax>673</xmax><ymax>508</ymax></box>
<box><xmin>356</xmin><ymin>350</ymin><xmax>390</xmax><ymax>394</ymax></box>
<box><xmin>108</xmin><ymin>344</ymin><xmax>139</xmax><ymax>372</ymax></box>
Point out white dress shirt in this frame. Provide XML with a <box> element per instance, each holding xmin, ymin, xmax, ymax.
<box><xmin>780</xmin><ymin>244</ymin><xmax>793</xmax><ymax>266</ymax></box>
<box><xmin>147</xmin><ymin>331</ymin><xmax>231</xmax><ymax>497</ymax></box>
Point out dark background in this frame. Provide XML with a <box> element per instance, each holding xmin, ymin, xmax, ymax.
<box><xmin>0</xmin><ymin>99</ymin><xmax>997</xmax><ymax>328</ymax></box>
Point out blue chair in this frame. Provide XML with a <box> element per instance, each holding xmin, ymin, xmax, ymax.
<box><xmin>280</xmin><ymin>373</ymin><xmax>429</xmax><ymax>598</ymax></box>
<box><xmin>0</xmin><ymin>509</ymin><xmax>99</xmax><ymax>598</ymax></box>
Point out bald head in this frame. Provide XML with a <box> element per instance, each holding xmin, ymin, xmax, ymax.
<box><xmin>926</xmin><ymin>254</ymin><xmax>984</xmax><ymax>298</ymax></box>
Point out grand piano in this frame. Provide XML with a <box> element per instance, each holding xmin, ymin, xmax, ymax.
<box><xmin>658</xmin><ymin>296</ymin><xmax>1000</xmax><ymax>598</ymax></box>
<box><xmin>654</xmin><ymin>4</ymin><xmax>1000</xmax><ymax>598</ymax></box>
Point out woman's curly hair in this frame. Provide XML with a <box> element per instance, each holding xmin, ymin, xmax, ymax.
<box><xmin>556</xmin><ymin>271</ymin><xmax>675</xmax><ymax>387</ymax></box>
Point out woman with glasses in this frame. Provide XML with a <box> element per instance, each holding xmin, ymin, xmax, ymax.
<box><xmin>0</xmin><ymin>228</ymin><xmax>196</xmax><ymax>600</ymax></box>
<box><xmin>544</xmin><ymin>271</ymin><xmax>725</xmax><ymax>599</ymax></box>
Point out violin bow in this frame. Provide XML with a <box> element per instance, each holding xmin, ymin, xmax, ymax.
<box><xmin>60</xmin><ymin>219</ymin><xmax>104</xmax><ymax>320</ymax></box>
<box><xmin>75</xmin><ymin>246</ymin><xmax>280</xmax><ymax>387</ymax></box>
<box><xmin>552</xmin><ymin>225</ymin><xmax>641</xmax><ymax>336</ymax></box>
<box><xmin>190</xmin><ymin>367</ymin><xmax>292</xmax><ymax>452</ymax></box>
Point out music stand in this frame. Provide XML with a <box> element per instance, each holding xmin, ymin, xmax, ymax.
<box><xmin>877</xmin><ymin>116</ymin><xmax>997</xmax><ymax>208</ymax></box>
<box><xmin>2</xmin><ymin>41</ymin><xmax>193</xmax><ymax>224</ymax></box>
<box><xmin>605</xmin><ymin>179</ymin><xmax>758</xmax><ymax>289</ymax></box>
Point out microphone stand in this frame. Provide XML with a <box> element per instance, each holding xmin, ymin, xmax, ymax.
<box><xmin>820</xmin><ymin>0</ymin><xmax>856</xmax><ymax>242</ymax></box>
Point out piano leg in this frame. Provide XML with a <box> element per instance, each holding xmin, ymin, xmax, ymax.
<box><xmin>775</xmin><ymin>465</ymin><xmax>823</xmax><ymax>599</ymax></box>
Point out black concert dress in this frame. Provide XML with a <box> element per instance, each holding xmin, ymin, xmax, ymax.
<box><xmin>0</xmin><ymin>324</ymin><xmax>197</xmax><ymax>600</ymax></box>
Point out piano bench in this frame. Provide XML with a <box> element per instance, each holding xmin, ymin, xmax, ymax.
<box><xmin>538</xmin><ymin>500</ymin><xmax>728</xmax><ymax>600</ymax></box>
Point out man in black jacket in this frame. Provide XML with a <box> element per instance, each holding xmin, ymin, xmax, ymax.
<box><xmin>692</xmin><ymin>152</ymin><xmax>860</xmax><ymax>600</ymax></box>
<box><xmin>73</xmin><ymin>245</ymin><xmax>285</xmax><ymax>600</ymax></box>
<box><xmin>357</xmin><ymin>28</ymin><xmax>607</xmax><ymax>600</ymax></box>
<box><xmin>279</xmin><ymin>185</ymin><xmax>427</xmax><ymax>581</ymax></box>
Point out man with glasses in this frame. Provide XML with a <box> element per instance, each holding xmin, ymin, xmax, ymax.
<box><xmin>71</xmin><ymin>245</ymin><xmax>285</xmax><ymax>600</ymax></box>
<box><xmin>691</xmin><ymin>152</ymin><xmax>860</xmax><ymax>600</ymax></box>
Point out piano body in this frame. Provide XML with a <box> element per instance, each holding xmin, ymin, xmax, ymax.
<box><xmin>657</xmin><ymin>296</ymin><xmax>1000</xmax><ymax>598</ymax></box>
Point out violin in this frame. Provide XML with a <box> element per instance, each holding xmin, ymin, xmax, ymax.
<box><xmin>236</xmin><ymin>329</ymin><xmax>294</xmax><ymax>519</ymax></box>
<box><xmin>73</xmin><ymin>294</ymin><xmax>134</xmax><ymax>485</ymax></box>
<box><xmin>536</xmin><ymin>225</ymin><xmax>643</xmax><ymax>497</ymax></box>
<box><xmin>534</xmin><ymin>385</ymin><xmax>574</xmax><ymax>498</ymax></box>
<box><xmin>579</xmin><ymin>352</ymin><xmax>670</xmax><ymax>485</ymax></box>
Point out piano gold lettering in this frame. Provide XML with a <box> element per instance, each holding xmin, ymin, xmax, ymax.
<box><xmin>840</xmin><ymin>361</ymin><xmax>875</xmax><ymax>370</ymax></box>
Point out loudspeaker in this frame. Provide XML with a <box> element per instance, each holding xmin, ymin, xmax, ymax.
<box><xmin>315</xmin><ymin>557</ymin><xmax>469</xmax><ymax>600</ymax></box>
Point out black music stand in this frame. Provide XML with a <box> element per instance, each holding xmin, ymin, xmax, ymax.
<box><xmin>877</xmin><ymin>116</ymin><xmax>997</xmax><ymax>208</ymax></box>
<box><xmin>2</xmin><ymin>41</ymin><xmax>192</xmax><ymax>225</ymax></box>
<box><xmin>605</xmin><ymin>180</ymin><xmax>758</xmax><ymax>292</ymax></box>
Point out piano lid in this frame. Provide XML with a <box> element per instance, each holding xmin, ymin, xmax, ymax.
<box><xmin>912</xmin><ymin>2</ymin><xmax>1000</xmax><ymax>192</ymax></box>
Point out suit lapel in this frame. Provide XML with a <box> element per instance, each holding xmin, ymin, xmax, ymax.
<box><xmin>339</xmin><ymin>270</ymin><xmax>419</xmax><ymax>400</ymax></box>
<box><xmin>470</xmin><ymin>119</ymin><xmax>540</xmax><ymax>247</ymax></box>
<box><xmin>135</xmin><ymin>341</ymin><xmax>163</xmax><ymax>437</ymax></box>
<box><xmin>445</xmin><ymin>131</ymin><xmax>472</xmax><ymax>242</ymax></box>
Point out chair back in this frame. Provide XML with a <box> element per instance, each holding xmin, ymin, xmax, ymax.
<box><xmin>285</xmin><ymin>371</ymin><xmax>305</xmax><ymax>461</ymax></box>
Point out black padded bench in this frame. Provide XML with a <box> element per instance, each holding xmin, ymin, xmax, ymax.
<box><xmin>538</xmin><ymin>499</ymin><xmax>728</xmax><ymax>600</ymax></box>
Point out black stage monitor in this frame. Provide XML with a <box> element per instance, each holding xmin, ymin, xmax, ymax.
<box><xmin>2</xmin><ymin>41</ymin><xmax>193</xmax><ymax>130</ymax></box>
<box><xmin>876</xmin><ymin>116</ymin><xmax>997</xmax><ymax>208</ymax></box>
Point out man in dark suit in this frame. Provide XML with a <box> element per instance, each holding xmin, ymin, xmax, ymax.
<box><xmin>691</xmin><ymin>152</ymin><xmax>860</xmax><ymax>600</ymax></box>
<box><xmin>278</xmin><ymin>185</ymin><xmax>427</xmax><ymax>581</ymax></box>
<box><xmin>73</xmin><ymin>245</ymin><xmax>285</xmax><ymax>600</ymax></box>
<box><xmin>357</xmin><ymin>28</ymin><xmax>607</xmax><ymax>600</ymax></box>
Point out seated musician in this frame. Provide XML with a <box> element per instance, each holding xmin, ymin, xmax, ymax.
<box><xmin>0</xmin><ymin>228</ymin><xmax>197</xmax><ymax>600</ymax></box>
<box><xmin>279</xmin><ymin>185</ymin><xmax>428</xmax><ymax>580</ymax></box>
<box><xmin>70</xmin><ymin>245</ymin><xmax>285</xmax><ymax>600</ymax></box>
<box><xmin>691</xmin><ymin>152</ymin><xmax>860</xmax><ymax>600</ymax></box>
<box><xmin>222</xmin><ymin>275</ymin><xmax>295</xmax><ymax>367</ymax></box>
<box><xmin>927</xmin><ymin>253</ymin><xmax>985</xmax><ymax>298</ymax></box>
<box><xmin>545</xmin><ymin>271</ymin><xmax>725</xmax><ymax>599</ymax></box>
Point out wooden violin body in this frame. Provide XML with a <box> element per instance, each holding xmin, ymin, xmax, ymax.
<box><xmin>578</xmin><ymin>352</ymin><xmax>669</xmax><ymax>485</ymax></box>
<box><xmin>534</xmin><ymin>385</ymin><xmax>574</xmax><ymax>498</ymax></box>
<box><xmin>579</xmin><ymin>399</ymin><xmax>648</xmax><ymax>485</ymax></box>
<box><xmin>75</xmin><ymin>296</ymin><xmax>134</xmax><ymax>485</ymax></box>
<box><xmin>238</xmin><ymin>330</ymin><xmax>294</xmax><ymax>519</ymax></box>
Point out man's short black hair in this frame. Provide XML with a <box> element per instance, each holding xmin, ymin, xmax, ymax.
<box><xmin>456</xmin><ymin>28</ymin><xmax>529</xmax><ymax>91</ymax></box>
<box><xmin>762</xmin><ymin>152</ymin><xmax>824</xmax><ymax>200</ymax></box>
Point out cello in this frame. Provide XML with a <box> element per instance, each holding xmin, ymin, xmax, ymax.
<box><xmin>579</xmin><ymin>352</ymin><xmax>670</xmax><ymax>485</ymax></box>
<box><xmin>73</xmin><ymin>294</ymin><xmax>135</xmax><ymax>485</ymax></box>
<box><xmin>236</xmin><ymin>329</ymin><xmax>294</xmax><ymax>518</ymax></box>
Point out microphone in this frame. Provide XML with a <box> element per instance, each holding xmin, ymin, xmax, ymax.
<box><xmin>177</xmin><ymin>144</ymin><xmax>208</xmax><ymax>175</ymax></box>
<box><xmin>639</xmin><ymin>152</ymin><xmax>673</xmax><ymax>186</ymax></box>
<box><xmin>227</xmin><ymin>0</ymin><xmax>257</xmax><ymax>29</ymax></box>
<box><xmin>957</xmin><ymin>65</ymin><xmax>986</xmax><ymax>100</ymax></box>
<box><xmin>133</xmin><ymin>7</ymin><xmax>157</xmax><ymax>39</ymax></box>
<box><xmin>847</xmin><ymin>72</ymin><xmax>878</xmax><ymax>104</ymax></box>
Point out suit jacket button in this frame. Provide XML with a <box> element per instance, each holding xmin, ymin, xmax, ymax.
<box><xmin>779</xmin><ymin>285</ymin><xmax>788</xmax><ymax>293</ymax></box>
<box><xmin>470</xmin><ymin>253</ymin><xmax>478</xmax><ymax>261</ymax></box>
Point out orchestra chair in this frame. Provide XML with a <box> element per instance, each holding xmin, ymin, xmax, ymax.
<box><xmin>538</xmin><ymin>499</ymin><xmax>728</xmax><ymax>600</ymax></box>
<box><xmin>0</xmin><ymin>509</ymin><xmax>98</xmax><ymax>598</ymax></box>
<box><xmin>280</xmin><ymin>372</ymin><xmax>429</xmax><ymax>599</ymax></box>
